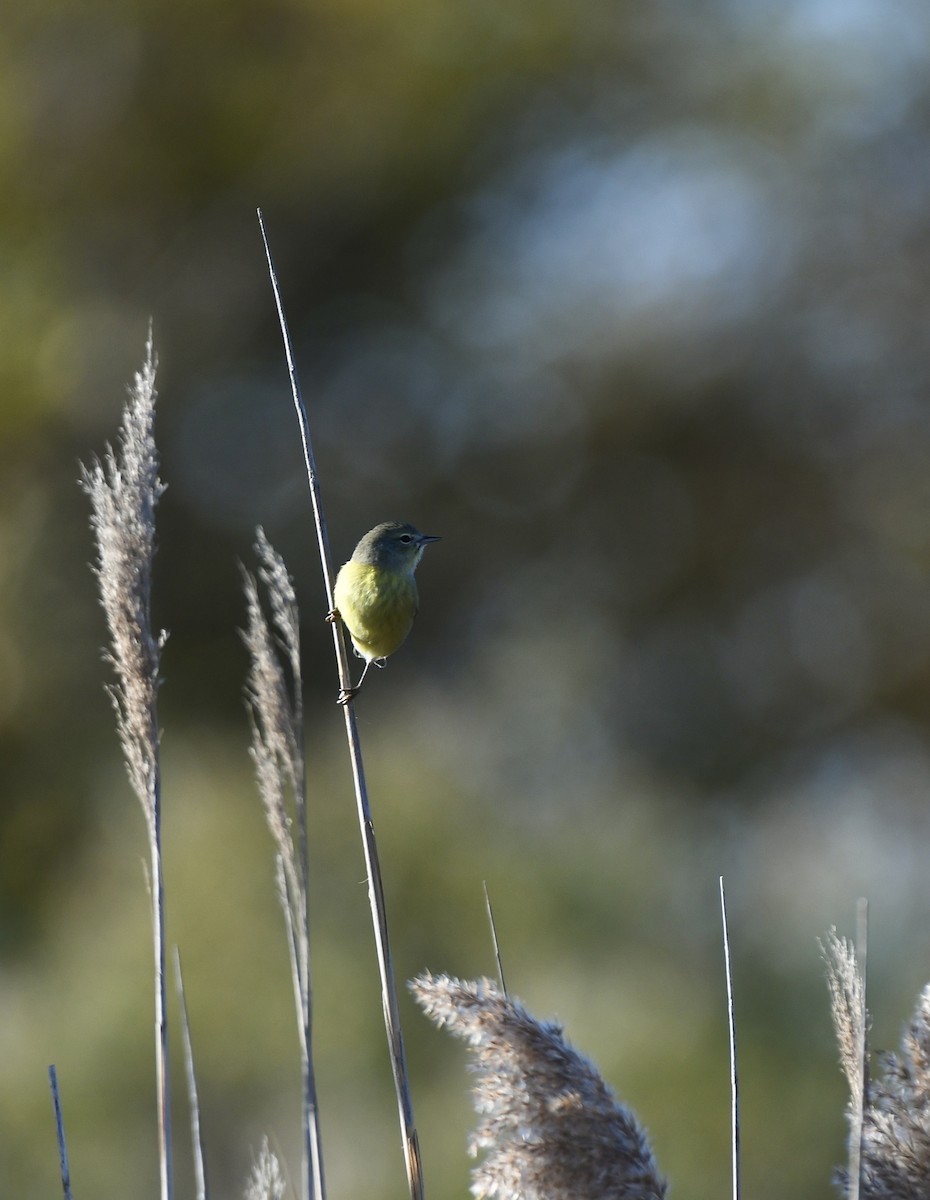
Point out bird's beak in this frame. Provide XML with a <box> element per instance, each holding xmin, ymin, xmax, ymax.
<box><xmin>418</xmin><ymin>534</ymin><xmax>442</xmax><ymax>545</ymax></box>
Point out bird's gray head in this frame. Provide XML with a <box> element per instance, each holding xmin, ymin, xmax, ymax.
<box><xmin>351</xmin><ymin>521</ymin><xmax>441</xmax><ymax>571</ymax></box>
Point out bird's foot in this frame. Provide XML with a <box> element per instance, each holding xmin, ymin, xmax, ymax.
<box><xmin>337</xmin><ymin>686</ymin><xmax>359</xmax><ymax>706</ymax></box>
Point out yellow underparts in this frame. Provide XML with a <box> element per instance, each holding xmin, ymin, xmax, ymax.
<box><xmin>333</xmin><ymin>562</ymin><xmax>419</xmax><ymax>662</ymax></box>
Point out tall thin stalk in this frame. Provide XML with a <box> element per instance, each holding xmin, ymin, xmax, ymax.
<box><xmin>719</xmin><ymin>877</ymin><xmax>740</xmax><ymax>1200</ymax></box>
<box><xmin>257</xmin><ymin>208</ymin><xmax>425</xmax><ymax>1200</ymax></box>
<box><xmin>174</xmin><ymin>947</ymin><xmax>208</xmax><ymax>1200</ymax></box>
<box><xmin>482</xmin><ymin>882</ymin><xmax>508</xmax><ymax>996</ymax></box>
<box><xmin>851</xmin><ymin>898</ymin><xmax>869</xmax><ymax>1200</ymax></box>
<box><xmin>48</xmin><ymin>1065</ymin><xmax>74</xmax><ymax>1200</ymax></box>
<box><xmin>80</xmin><ymin>331</ymin><xmax>172</xmax><ymax>1200</ymax></box>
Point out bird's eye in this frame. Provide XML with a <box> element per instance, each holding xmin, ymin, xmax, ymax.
<box><xmin>399</xmin><ymin>534</ymin><xmax>412</xmax><ymax>543</ymax></box>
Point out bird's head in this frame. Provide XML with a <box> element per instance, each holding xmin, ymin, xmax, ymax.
<box><xmin>352</xmin><ymin>521</ymin><xmax>441</xmax><ymax>571</ymax></box>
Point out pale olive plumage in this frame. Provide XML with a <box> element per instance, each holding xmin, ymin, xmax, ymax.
<box><xmin>333</xmin><ymin>521</ymin><xmax>440</xmax><ymax>701</ymax></box>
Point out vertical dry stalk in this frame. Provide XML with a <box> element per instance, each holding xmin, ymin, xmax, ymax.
<box><xmin>80</xmin><ymin>332</ymin><xmax>172</xmax><ymax>1200</ymax></box>
<box><xmin>719</xmin><ymin>878</ymin><xmax>740</xmax><ymax>1200</ymax></box>
<box><xmin>242</xmin><ymin>529</ymin><xmax>325</xmax><ymax>1200</ymax></box>
<box><xmin>48</xmin><ymin>1065</ymin><xmax>74</xmax><ymax>1200</ymax></box>
<box><xmin>854</xmin><ymin>897</ymin><xmax>870</xmax><ymax>1200</ymax></box>
<box><xmin>482</xmin><ymin>881</ymin><xmax>507</xmax><ymax>995</ymax></box>
<box><xmin>410</xmin><ymin>973</ymin><xmax>666</xmax><ymax>1200</ymax></box>
<box><xmin>257</xmin><ymin>208</ymin><xmax>424</xmax><ymax>1200</ymax></box>
<box><xmin>173</xmin><ymin>947</ymin><xmax>208</xmax><ymax>1200</ymax></box>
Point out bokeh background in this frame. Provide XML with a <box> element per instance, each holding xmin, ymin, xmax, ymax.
<box><xmin>4</xmin><ymin>0</ymin><xmax>930</xmax><ymax>1195</ymax></box>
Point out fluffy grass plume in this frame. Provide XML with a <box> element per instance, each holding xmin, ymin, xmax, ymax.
<box><xmin>245</xmin><ymin>1137</ymin><xmax>287</xmax><ymax>1200</ymax></box>
<box><xmin>242</xmin><ymin>528</ymin><xmax>325</xmax><ymax>1200</ymax></box>
<box><xmin>828</xmin><ymin>975</ymin><xmax>930</xmax><ymax>1197</ymax></box>
<box><xmin>410</xmin><ymin>973</ymin><xmax>666</xmax><ymax>1200</ymax></box>
<box><xmin>80</xmin><ymin>331</ymin><xmax>172</xmax><ymax>1200</ymax></box>
<box><xmin>825</xmin><ymin>928</ymin><xmax>930</xmax><ymax>1199</ymax></box>
<box><xmin>823</xmin><ymin>928</ymin><xmax>868</xmax><ymax>1200</ymax></box>
<box><xmin>242</xmin><ymin>527</ymin><xmax>306</xmax><ymax>934</ymax></box>
<box><xmin>80</xmin><ymin>330</ymin><xmax>166</xmax><ymax>816</ymax></box>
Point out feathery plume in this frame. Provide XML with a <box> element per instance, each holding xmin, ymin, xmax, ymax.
<box><xmin>823</xmin><ymin>931</ymin><xmax>868</xmax><ymax>1125</ymax></box>
<box><xmin>80</xmin><ymin>330</ymin><xmax>172</xmax><ymax>1200</ymax></box>
<box><xmin>80</xmin><ymin>330</ymin><xmax>166</xmax><ymax>818</ymax></box>
<box><xmin>823</xmin><ymin>930</ymin><xmax>868</xmax><ymax>1199</ymax></box>
<box><xmin>840</xmin><ymin>984</ymin><xmax>930</xmax><ymax>1200</ymax></box>
<box><xmin>242</xmin><ymin>528</ymin><xmax>305</xmax><ymax>926</ymax></box>
<box><xmin>245</xmin><ymin>1137</ymin><xmax>287</xmax><ymax>1200</ymax></box>
<box><xmin>410</xmin><ymin>973</ymin><xmax>666</xmax><ymax>1200</ymax></box>
<box><xmin>242</xmin><ymin>529</ymin><xmax>325</xmax><ymax>1200</ymax></box>
<box><xmin>825</xmin><ymin>930</ymin><xmax>930</xmax><ymax>1198</ymax></box>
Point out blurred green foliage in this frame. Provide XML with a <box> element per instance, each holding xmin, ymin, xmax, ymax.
<box><xmin>3</xmin><ymin>0</ymin><xmax>930</xmax><ymax>1195</ymax></box>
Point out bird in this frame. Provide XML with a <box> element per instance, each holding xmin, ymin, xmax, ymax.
<box><xmin>331</xmin><ymin>521</ymin><xmax>440</xmax><ymax>703</ymax></box>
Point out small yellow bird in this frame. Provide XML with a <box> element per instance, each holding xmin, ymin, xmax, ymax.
<box><xmin>332</xmin><ymin>521</ymin><xmax>441</xmax><ymax>703</ymax></box>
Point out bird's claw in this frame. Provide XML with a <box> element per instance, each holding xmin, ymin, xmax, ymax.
<box><xmin>337</xmin><ymin>686</ymin><xmax>359</xmax><ymax>706</ymax></box>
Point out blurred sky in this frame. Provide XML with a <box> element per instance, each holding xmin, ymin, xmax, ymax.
<box><xmin>4</xmin><ymin>0</ymin><xmax>930</xmax><ymax>1196</ymax></box>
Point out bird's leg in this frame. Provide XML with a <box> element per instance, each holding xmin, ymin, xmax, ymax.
<box><xmin>337</xmin><ymin>659</ymin><xmax>373</xmax><ymax>706</ymax></box>
<box><xmin>329</xmin><ymin>606</ymin><xmax>360</xmax><ymax>702</ymax></box>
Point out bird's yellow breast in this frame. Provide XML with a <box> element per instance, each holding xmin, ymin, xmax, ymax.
<box><xmin>333</xmin><ymin>561</ymin><xmax>419</xmax><ymax>661</ymax></box>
